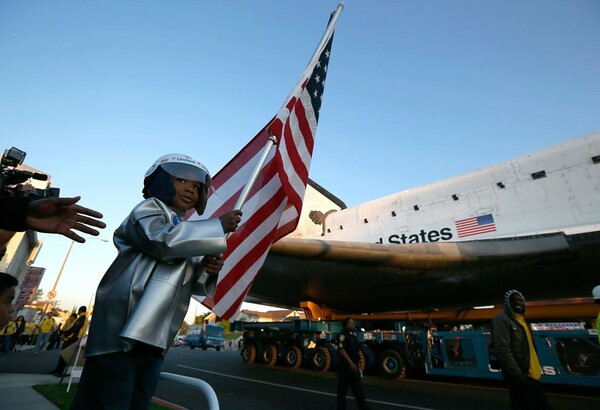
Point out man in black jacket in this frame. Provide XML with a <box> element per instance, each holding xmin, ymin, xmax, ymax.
<box><xmin>492</xmin><ymin>290</ymin><xmax>551</xmax><ymax>409</ymax></box>
<box><xmin>51</xmin><ymin>306</ymin><xmax>87</xmax><ymax>376</ymax></box>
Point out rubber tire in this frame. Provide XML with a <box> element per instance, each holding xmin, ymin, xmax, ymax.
<box><xmin>283</xmin><ymin>345</ymin><xmax>303</xmax><ymax>369</ymax></box>
<box><xmin>241</xmin><ymin>344</ymin><xmax>257</xmax><ymax>364</ymax></box>
<box><xmin>358</xmin><ymin>349</ymin><xmax>366</xmax><ymax>372</ymax></box>
<box><xmin>378</xmin><ymin>349</ymin><xmax>406</xmax><ymax>379</ymax></box>
<box><xmin>404</xmin><ymin>332</ymin><xmax>426</xmax><ymax>376</ymax></box>
<box><xmin>359</xmin><ymin>343</ymin><xmax>375</xmax><ymax>372</ymax></box>
<box><xmin>310</xmin><ymin>346</ymin><xmax>332</xmax><ymax>372</ymax></box>
<box><xmin>260</xmin><ymin>344</ymin><xmax>278</xmax><ymax>367</ymax></box>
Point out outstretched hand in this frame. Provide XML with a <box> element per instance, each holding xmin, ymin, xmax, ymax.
<box><xmin>25</xmin><ymin>196</ymin><xmax>106</xmax><ymax>243</ymax></box>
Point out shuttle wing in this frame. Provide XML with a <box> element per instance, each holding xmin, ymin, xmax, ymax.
<box><xmin>241</xmin><ymin>133</ymin><xmax>600</xmax><ymax>314</ymax></box>
<box><xmin>245</xmin><ymin>230</ymin><xmax>599</xmax><ymax>313</ymax></box>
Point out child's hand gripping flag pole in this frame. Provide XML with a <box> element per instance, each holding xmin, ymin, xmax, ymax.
<box><xmin>195</xmin><ymin>135</ymin><xmax>278</xmax><ymax>296</ymax></box>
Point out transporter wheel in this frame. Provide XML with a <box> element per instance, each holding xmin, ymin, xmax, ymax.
<box><xmin>241</xmin><ymin>344</ymin><xmax>257</xmax><ymax>364</ymax></box>
<box><xmin>359</xmin><ymin>343</ymin><xmax>375</xmax><ymax>372</ymax></box>
<box><xmin>260</xmin><ymin>344</ymin><xmax>278</xmax><ymax>367</ymax></box>
<box><xmin>404</xmin><ymin>331</ymin><xmax>427</xmax><ymax>370</ymax></box>
<box><xmin>283</xmin><ymin>345</ymin><xmax>303</xmax><ymax>369</ymax></box>
<box><xmin>378</xmin><ymin>349</ymin><xmax>406</xmax><ymax>379</ymax></box>
<box><xmin>189</xmin><ymin>345</ymin><xmax>196</xmax><ymax>350</ymax></box>
<box><xmin>215</xmin><ymin>347</ymin><xmax>221</xmax><ymax>352</ymax></box>
<box><xmin>358</xmin><ymin>349</ymin><xmax>366</xmax><ymax>372</ymax></box>
<box><xmin>310</xmin><ymin>346</ymin><xmax>332</xmax><ymax>372</ymax></box>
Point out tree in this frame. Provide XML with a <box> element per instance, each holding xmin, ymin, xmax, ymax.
<box><xmin>178</xmin><ymin>321</ymin><xmax>189</xmax><ymax>336</ymax></box>
<box><xmin>193</xmin><ymin>314</ymin><xmax>206</xmax><ymax>325</ymax></box>
<box><xmin>219</xmin><ymin>320</ymin><xmax>231</xmax><ymax>334</ymax></box>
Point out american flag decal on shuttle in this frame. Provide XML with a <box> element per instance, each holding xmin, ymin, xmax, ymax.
<box><xmin>455</xmin><ymin>214</ymin><xmax>497</xmax><ymax>238</ymax></box>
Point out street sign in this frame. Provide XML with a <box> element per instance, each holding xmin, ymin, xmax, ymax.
<box><xmin>47</xmin><ymin>290</ymin><xmax>57</xmax><ymax>300</ymax></box>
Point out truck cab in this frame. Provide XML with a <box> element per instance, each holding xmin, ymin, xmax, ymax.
<box><xmin>186</xmin><ymin>324</ymin><xmax>225</xmax><ymax>351</ymax></box>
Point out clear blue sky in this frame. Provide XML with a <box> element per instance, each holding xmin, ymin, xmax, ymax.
<box><xmin>2</xmin><ymin>1</ymin><xmax>599</xmax><ymax>319</ymax></box>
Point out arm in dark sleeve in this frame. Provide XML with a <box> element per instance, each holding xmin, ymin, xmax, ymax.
<box><xmin>492</xmin><ymin>315</ymin><xmax>522</xmax><ymax>377</ymax></box>
<box><xmin>0</xmin><ymin>197</ymin><xmax>33</xmax><ymax>231</ymax></box>
<box><xmin>62</xmin><ymin>316</ymin><xmax>85</xmax><ymax>339</ymax></box>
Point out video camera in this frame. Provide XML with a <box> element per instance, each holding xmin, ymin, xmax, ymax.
<box><xmin>0</xmin><ymin>147</ymin><xmax>60</xmax><ymax>199</ymax></box>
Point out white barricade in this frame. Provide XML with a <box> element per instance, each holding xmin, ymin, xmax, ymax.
<box><xmin>159</xmin><ymin>372</ymin><xmax>220</xmax><ymax>410</ymax></box>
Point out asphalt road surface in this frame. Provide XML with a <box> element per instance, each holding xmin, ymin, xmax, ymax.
<box><xmin>1</xmin><ymin>345</ymin><xmax>598</xmax><ymax>409</ymax></box>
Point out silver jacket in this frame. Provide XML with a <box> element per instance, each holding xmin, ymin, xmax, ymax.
<box><xmin>85</xmin><ymin>198</ymin><xmax>226</xmax><ymax>357</ymax></box>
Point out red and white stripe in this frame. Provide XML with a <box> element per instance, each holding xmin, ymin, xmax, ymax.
<box><xmin>189</xmin><ymin>26</ymin><xmax>336</xmax><ymax>320</ymax></box>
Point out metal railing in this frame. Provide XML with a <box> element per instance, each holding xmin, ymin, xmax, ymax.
<box><xmin>159</xmin><ymin>372</ymin><xmax>220</xmax><ymax>410</ymax></box>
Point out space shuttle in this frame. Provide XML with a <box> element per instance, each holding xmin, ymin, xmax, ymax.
<box><xmin>244</xmin><ymin>132</ymin><xmax>600</xmax><ymax>316</ymax></box>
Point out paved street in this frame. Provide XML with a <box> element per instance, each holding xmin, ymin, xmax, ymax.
<box><xmin>2</xmin><ymin>345</ymin><xmax>597</xmax><ymax>410</ymax></box>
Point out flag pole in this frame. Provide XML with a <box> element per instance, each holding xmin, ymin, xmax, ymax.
<box><xmin>196</xmin><ymin>135</ymin><xmax>278</xmax><ymax>293</ymax></box>
<box><xmin>230</xmin><ymin>134</ymin><xmax>278</xmax><ymax>218</ymax></box>
<box><xmin>306</xmin><ymin>3</ymin><xmax>344</xmax><ymax>69</ymax></box>
<box><xmin>278</xmin><ymin>3</ymin><xmax>343</xmax><ymax>112</ymax></box>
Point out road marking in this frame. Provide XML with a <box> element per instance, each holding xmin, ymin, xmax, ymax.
<box><xmin>178</xmin><ymin>364</ymin><xmax>437</xmax><ymax>409</ymax></box>
<box><xmin>151</xmin><ymin>396</ymin><xmax>187</xmax><ymax>410</ymax></box>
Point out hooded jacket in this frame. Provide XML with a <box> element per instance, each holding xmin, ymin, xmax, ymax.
<box><xmin>491</xmin><ymin>308</ymin><xmax>536</xmax><ymax>378</ymax></box>
<box><xmin>85</xmin><ymin>198</ymin><xmax>226</xmax><ymax>357</ymax></box>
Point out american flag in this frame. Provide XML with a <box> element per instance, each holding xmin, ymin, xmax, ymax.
<box><xmin>189</xmin><ymin>13</ymin><xmax>339</xmax><ymax>320</ymax></box>
<box><xmin>455</xmin><ymin>214</ymin><xmax>497</xmax><ymax>238</ymax></box>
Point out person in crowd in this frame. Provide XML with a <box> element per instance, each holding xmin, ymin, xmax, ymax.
<box><xmin>1</xmin><ymin>317</ymin><xmax>18</xmax><ymax>353</ymax></box>
<box><xmin>72</xmin><ymin>153</ymin><xmax>242</xmax><ymax>409</ymax></box>
<box><xmin>61</xmin><ymin>313</ymin><xmax>77</xmax><ymax>335</ymax></box>
<box><xmin>18</xmin><ymin>319</ymin><xmax>36</xmax><ymax>348</ymax></box>
<box><xmin>13</xmin><ymin>318</ymin><xmax>31</xmax><ymax>349</ymax></box>
<box><xmin>0</xmin><ymin>273</ymin><xmax>17</xmax><ymax>329</ymax></box>
<box><xmin>336</xmin><ymin>317</ymin><xmax>369</xmax><ymax>410</ymax></box>
<box><xmin>492</xmin><ymin>289</ymin><xmax>552</xmax><ymax>410</ymax></box>
<box><xmin>31</xmin><ymin>322</ymin><xmax>40</xmax><ymax>345</ymax></box>
<box><xmin>8</xmin><ymin>315</ymin><xmax>26</xmax><ymax>352</ymax></box>
<box><xmin>46</xmin><ymin>323</ymin><xmax>62</xmax><ymax>350</ymax></box>
<box><xmin>50</xmin><ymin>306</ymin><xmax>87</xmax><ymax>376</ymax></box>
<box><xmin>0</xmin><ymin>196</ymin><xmax>106</xmax><ymax>244</ymax></box>
<box><xmin>34</xmin><ymin>313</ymin><xmax>55</xmax><ymax>354</ymax></box>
